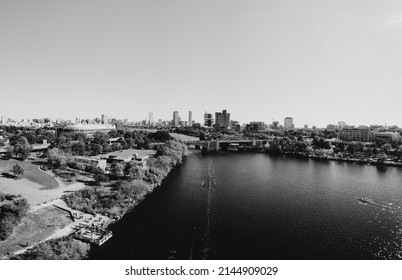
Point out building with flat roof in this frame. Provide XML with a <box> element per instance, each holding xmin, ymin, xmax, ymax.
<box><xmin>246</xmin><ymin>122</ymin><xmax>266</xmax><ymax>131</ymax></box>
<box><xmin>173</xmin><ymin>111</ymin><xmax>179</xmax><ymax>126</ymax></box>
<box><xmin>101</xmin><ymin>149</ymin><xmax>156</xmax><ymax>167</ymax></box>
<box><xmin>284</xmin><ymin>117</ymin><xmax>294</xmax><ymax>129</ymax></box>
<box><xmin>101</xmin><ymin>114</ymin><xmax>109</xmax><ymax>124</ymax></box>
<box><xmin>215</xmin><ymin>109</ymin><xmax>230</xmax><ymax>129</ymax></box>
<box><xmin>372</xmin><ymin>131</ymin><xmax>400</xmax><ymax>141</ymax></box>
<box><xmin>60</xmin><ymin>124</ymin><xmax>116</xmax><ymax>136</ymax></box>
<box><xmin>188</xmin><ymin>111</ymin><xmax>192</xmax><ymax>126</ymax></box>
<box><xmin>149</xmin><ymin>112</ymin><xmax>154</xmax><ymax>125</ymax></box>
<box><xmin>339</xmin><ymin>126</ymin><xmax>371</xmax><ymax>142</ymax></box>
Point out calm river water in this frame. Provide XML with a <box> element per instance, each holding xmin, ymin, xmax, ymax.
<box><xmin>93</xmin><ymin>152</ymin><xmax>402</xmax><ymax>260</ymax></box>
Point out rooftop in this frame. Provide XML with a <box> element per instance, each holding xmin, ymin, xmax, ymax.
<box><xmin>104</xmin><ymin>149</ymin><xmax>156</xmax><ymax>159</ymax></box>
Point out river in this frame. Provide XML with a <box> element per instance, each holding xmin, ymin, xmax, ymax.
<box><xmin>93</xmin><ymin>152</ymin><xmax>402</xmax><ymax>259</ymax></box>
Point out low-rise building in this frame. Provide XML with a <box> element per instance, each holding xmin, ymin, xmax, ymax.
<box><xmin>372</xmin><ymin>131</ymin><xmax>400</xmax><ymax>142</ymax></box>
<box><xmin>100</xmin><ymin>149</ymin><xmax>156</xmax><ymax>167</ymax></box>
<box><xmin>339</xmin><ymin>126</ymin><xmax>371</xmax><ymax>142</ymax></box>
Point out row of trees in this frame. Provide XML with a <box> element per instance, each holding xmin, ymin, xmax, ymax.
<box><xmin>62</xmin><ymin>140</ymin><xmax>188</xmax><ymax>218</ymax></box>
<box><xmin>56</xmin><ymin>130</ymin><xmax>172</xmax><ymax>157</ymax></box>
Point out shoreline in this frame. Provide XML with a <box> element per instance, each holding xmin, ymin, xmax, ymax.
<box><xmin>6</xmin><ymin>144</ymin><xmax>188</xmax><ymax>259</ymax></box>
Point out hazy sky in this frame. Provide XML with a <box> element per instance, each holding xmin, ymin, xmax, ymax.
<box><xmin>1</xmin><ymin>0</ymin><xmax>402</xmax><ymax>127</ymax></box>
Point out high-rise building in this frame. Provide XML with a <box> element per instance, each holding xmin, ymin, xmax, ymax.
<box><xmin>284</xmin><ymin>117</ymin><xmax>294</xmax><ymax>129</ymax></box>
<box><xmin>173</xmin><ymin>111</ymin><xmax>179</xmax><ymax>126</ymax></box>
<box><xmin>215</xmin><ymin>109</ymin><xmax>231</xmax><ymax>129</ymax></box>
<box><xmin>149</xmin><ymin>112</ymin><xmax>154</xmax><ymax>125</ymax></box>
<box><xmin>204</xmin><ymin>112</ymin><xmax>213</xmax><ymax>127</ymax></box>
<box><xmin>101</xmin><ymin>114</ymin><xmax>109</xmax><ymax>124</ymax></box>
<box><xmin>188</xmin><ymin>111</ymin><xmax>192</xmax><ymax>126</ymax></box>
<box><xmin>76</xmin><ymin>117</ymin><xmax>81</xmax><ymax>124</ymax></box>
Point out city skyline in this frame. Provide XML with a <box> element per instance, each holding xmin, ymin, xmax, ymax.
<box><xmin>1</xmin><ymin>1</ymin><xmax>402</xmax><ymax>127</ymax></box>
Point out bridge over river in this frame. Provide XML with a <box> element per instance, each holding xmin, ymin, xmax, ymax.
<box><xmin>185</xmin><ymin>139</ymin><xmax>268</xmax><ymax>152</ymax></box>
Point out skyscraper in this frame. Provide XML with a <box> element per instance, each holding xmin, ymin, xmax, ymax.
<box><xmin>173</xmin><ymin>111</ymin><xmax>179</xmax><ymax>126</ymax></box>
<box><xmin>188</xmin><ymin>111</ymin><xmax>192</xmax><ymax>126</ymax></box>
<box><xmin>204</xmin><ymin>112</ymin><xmax>213</xmax><ymax>127</ymax></box>
<box><xmin>101</xmin><ymin>114</ymin><xmax>109</xmax><ymax>124</ymax></box>
<box><xmin>149</xmin><ymin>112</ymin><xmax>154</xmax><ymax>125</ymax></box>
<box><xmin>284</xmin><ymin>117</ymin><xmax>294</xmax><ymax>129</ymax></box>
<box><xmin>215</xmin><ymin>109</ymin><xmax>231</xmax><ymax>129</ymax></box>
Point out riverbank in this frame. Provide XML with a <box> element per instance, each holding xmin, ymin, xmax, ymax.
<box><xmin>10</xmin><ymin>141</ymin><xmax>188</xmax><ymax>260</ymax></box>
<box><xmin>276</xmin><ymin>151</ymin><xmax>402</xmax><ymax>168</ymax></box>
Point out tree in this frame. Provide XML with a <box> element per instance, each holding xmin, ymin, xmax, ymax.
<box><xmin>124</xmin><ymin>162</ymin><xmax>145</xmax><ymax>181</ymax></box>
<box><xmin>93</xmin><ymin>168</ymin><xmax>109</xmax><ymax>185</ymax></box>
<box><xmin>92</xmin><ymin>132</ymin><xmax>109</xmax><ymax>145</ymax></box>
<box><xmin>12</xmin><ymin>164</ymin><xmax>24</xmax><ymax>177</ymax></box>
<box><xmin>71</xmin><ymin>142</ymin><xmax>85</xmax><ymax>156</ymax></box>
<box><xmin>109</xmin><ymin>162</ymin><xmax>123</xmax><ymax>179</ymax></box>
<box><xmin>13</xmin><ymin>143</ymin><xmax>32</xmax><ymax>160</ymax></box>
<box><xmin>48</xmin><ymin>148</ymin><xmax>72</xmax><ymax>168</ymax></box>
<box><xmin>90</xmin><ymin>143</ymin><xmax>103</xmax><ymax>156</ymax></box>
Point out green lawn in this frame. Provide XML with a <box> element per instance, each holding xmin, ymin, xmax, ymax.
<box><xmin>0</xmin><ymin>206</ymin><xmax>73</xmax><ymax>256</ymax></box>
<box><xmin>0</xmin><ymin>159</ymin><xmax>58</xmax><ymax>189</ymax></box>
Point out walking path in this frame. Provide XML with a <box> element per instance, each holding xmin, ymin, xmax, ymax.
<box><xmin>14</xmin><ymin>199</ymin><xmax>113</xmax><ymax>256</ymax></box>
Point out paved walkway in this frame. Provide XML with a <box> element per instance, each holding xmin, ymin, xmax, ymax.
<box><xmin>14</xmin><ymin>200</ymin><xmax>113</xmax><ymax>256</ymax></box>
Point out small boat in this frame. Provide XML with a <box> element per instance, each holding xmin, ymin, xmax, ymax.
<box><xmin>353</xmin><ymin>197</ymin><xmax>373</xmax><ymax>204</ymax></box>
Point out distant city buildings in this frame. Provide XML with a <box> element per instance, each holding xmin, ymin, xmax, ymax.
<box><xmin>204</xmin><ymin>112</ymin><xmax>213</xmax><ymax>127</ymax></box>
<box><xmin>339</xmin><ymin>126</ymin><xmax>401</xmax><ymax>142</ymax></box>
<box><xmin>327</xmin><ymin>124</ymin><xmax>337</xmax><ymax>131</ymax></box>
<box><xmin>215</xmin><ymin>109</ymin><xmax>230</xmax><ymax>129</ymax></box>
<box><xmin>284</xmin><ymin>117</ymin><xmax>294</xmax><ymax>129</ymax></box>
<box><xmin>246</xmin><ymin>122</ymin><xmax>266</xmax><ymax>131</ymax></box>
<box><xmin>188</xmin><ymin>111</ymin><xmax>192</xmax><ymax>126</ymax></box>
<box><xmin>101</xmin><ymin>114</ymin><xmax>109</xmax><ymax>124</ymax></box>
<box><xmin>172</xmin><ymin>111</ymin><xmax>179</xmax><ymax>126</ymax></box>
<box><xmin>60</xmin><ymin>124</ymin><xmax>116</xmax><ymax>137</ymax></box>
<box><xmin>149</xmin><ymin>112</ymin><xmax>154</xmax><ymax>125</ymax></box>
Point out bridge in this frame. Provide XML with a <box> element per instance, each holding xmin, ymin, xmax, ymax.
<box><xmin>185</xmin><ymin>139</ymin><xmax>268</xmax><ymax>152</ymax></box>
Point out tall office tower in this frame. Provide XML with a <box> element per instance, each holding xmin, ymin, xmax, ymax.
<box><xmin>76</xmin><ymin>117</ymin><xmax>81</xmax><ymax>124</ymax></box>
<box><xmin>204</xmin><ymin>112</ymin><xmax>213</xmax><ymax>127</ymax></box>
<box><xmin>284</xmin><ymin>117</ymin><xmax>294</xmax><ymax>129</ymax></box>
<box><xmin>101</xmin><ymin>114</ymin><xmax>109</xmax><ymax>124</ymax></box>
<box><xmin>215</xmin><ymin>109</ymin><xmax>231</xmax><ymax>129</ymax></box>
<box><xmin>0</xmin><ymin>116</ymin><xmax>7</xmax><ymax>124</ymax></box>
<box><xmin>149</xmin><ymin>112</ymin><xmax>154</xmax><ymax>125</ymax></box>
<box><xmin>173</xmin><ymin>111</ymin><xmax>179</xmax><ymax>126</ymax></box>
<box><xmin>188</xmin><ymin>111</ymin><xmax>192</xmax><ymax>126</ymax></box>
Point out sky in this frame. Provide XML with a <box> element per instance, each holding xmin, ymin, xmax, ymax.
<box><xmin>1</xmin><ymin>0</ymin><xmax>402</xmax><ymax>127</ymax></box>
